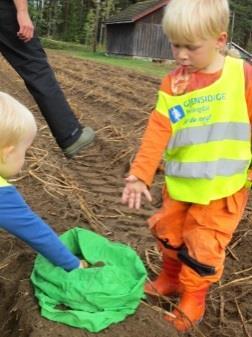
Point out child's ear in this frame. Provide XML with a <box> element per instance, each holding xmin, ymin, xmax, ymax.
<box><xmin>216</xmin><ymin>32</ymin><xmax>228</xmax><ymax>49</ymax></box>
<box><xmin>0</xmin><ymin>145</ymin><xmax>15</xmax><ymax>163</ymax></box>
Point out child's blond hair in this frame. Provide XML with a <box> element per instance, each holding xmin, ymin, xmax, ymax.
<box><xmin>0</xmin><ymin>92</ymin><xmax>37</xmax><ymax>149</ymax></box>
<box><xmin>162</xmin><ymin>0</ymin><xmax>230</xmax><ymax>44</ymax></box>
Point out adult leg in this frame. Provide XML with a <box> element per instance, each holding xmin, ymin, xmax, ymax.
<box><xmin>0</xmin><ymin>6</ymin><xmax>94</xmax><ymax>150</ymax></box>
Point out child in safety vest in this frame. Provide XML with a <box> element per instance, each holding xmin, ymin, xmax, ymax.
<box><xmin>122</xmin><ymin>0</ymin><xmax>252</xmax><ymax>332</ymax></box>
<box><xmin>0</xmin><ymin>92</ymin><xmax>87</xmax><ymax>271</ymax></box>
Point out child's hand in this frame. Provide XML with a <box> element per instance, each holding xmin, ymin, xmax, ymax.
<box><xmin>121</xmin><ymin>175</ymin><xmax>152</xmax><ymax>209</ymax></box>
<box><xmin>79</xmin><ymin>260</ymin><xmax>89</xmax><ymax>268</ymax></box>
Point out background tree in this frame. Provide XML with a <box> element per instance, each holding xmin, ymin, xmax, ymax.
<box><xmin>29</xmin><ymin>0</ymin><xmax>144</xmax><ymax>46</ymax></box>
<box><xmin>230</xmin><ymin>0</ymin><xmax>252</xmax><ymax>49</ymax></box>
<box><xmin>28</xmin><ymin>0</ymin><xmax>251</xmax><ymax>51</ymax></box>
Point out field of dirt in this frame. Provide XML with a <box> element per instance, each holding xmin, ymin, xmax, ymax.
<box><xmin>0</xmin><ymin>51</ymin><xmax>251</xmax><ymax>337</ymax></box>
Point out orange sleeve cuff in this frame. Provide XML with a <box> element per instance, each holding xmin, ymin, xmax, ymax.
<box><xmin>129</xmin><ymin>109</ymin><xmax>172</xmax><ymax>186</ymax></box>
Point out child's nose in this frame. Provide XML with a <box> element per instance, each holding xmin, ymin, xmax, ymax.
<box><xmin>177</xmin><ymin>48</ymin><xmax>189</xmax><ymax>60</ymax></box>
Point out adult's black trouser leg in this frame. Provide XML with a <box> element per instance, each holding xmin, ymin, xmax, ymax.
<box><xmin>0</xmin><ymin>7</ymin><xmax>82</xmax><ymax>149</ymax></box>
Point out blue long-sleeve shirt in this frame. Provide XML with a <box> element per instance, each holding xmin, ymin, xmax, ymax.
<box><xmin>0</xmin><ymin>185</ymin><xmax>80</xmax><ymax>271</ymax></box>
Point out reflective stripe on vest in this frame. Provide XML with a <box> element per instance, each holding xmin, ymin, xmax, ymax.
<box><xmin>165</xmin><ymin>159</ymin><xmax>249</xmax><ymax>179</ymax></box>
<box><xmin>0</xmin><ymin>176</ymin><xmax>10</xmax><ymax>187</ymax></box>
<box><xmin>168</xmin><ymin>122</ymin><xmax>250</xmax><ymax>150</ymax></box>
<box><xmin>155</xmin><ymin>56</ymin><xmax>251</xmax><ymax>204</ymax></box>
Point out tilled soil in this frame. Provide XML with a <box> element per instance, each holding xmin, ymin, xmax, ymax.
<box><xmin>0</xmin><ymin>51</ymin><xmax>251</xmax><ymax>337</ymax></box>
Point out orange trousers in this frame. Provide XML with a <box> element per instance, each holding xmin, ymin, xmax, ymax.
<box><xmin>148</xmin><ymin>187</ymin><xmax>248</xmax><ymax>292</ymax></box>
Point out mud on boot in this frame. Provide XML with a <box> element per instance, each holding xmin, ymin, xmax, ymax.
<box><xmin>164</xmin><ymin>287</ymin><xmax>209</xmax><ymax>332</ymax></box>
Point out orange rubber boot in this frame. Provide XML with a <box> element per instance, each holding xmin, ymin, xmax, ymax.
<box><xmin>144</xmin><ymin>257</ymin><xmax>182</xmax><ymax>296</ymax></box>
<box><xmin>165</xmin><ymin>287</ymin><xmax>208</xmax><ymax>332</ymax></box>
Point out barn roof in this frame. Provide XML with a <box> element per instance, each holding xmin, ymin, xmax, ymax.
<box><xmin>105</xmin><ymin>0</ymin><xmax>170</xmax><ymax>24</ymax></box>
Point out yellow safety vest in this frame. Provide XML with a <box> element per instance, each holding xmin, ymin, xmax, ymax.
<box><xmin>155</xmin><ymin>56</ymin><xmax>251</xmax><ymax>204</ymax></box>
<box><xmin>0</xmin><ymin>176</ymin><xmax>10</xmax><ymax>187</ymax></box>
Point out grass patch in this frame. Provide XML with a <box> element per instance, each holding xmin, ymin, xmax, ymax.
<box><xmin>42</xmin><ymin>38</ymin><xmax>174</xmax><ymax>78</ymax></box>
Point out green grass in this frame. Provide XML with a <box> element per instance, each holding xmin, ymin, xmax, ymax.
<box><xmin>41</xmin><ymin>38</ymin><xmax>173</xmax><ymax>78</ymax></box>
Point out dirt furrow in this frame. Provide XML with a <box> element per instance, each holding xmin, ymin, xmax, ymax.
<box><xmin>0</xmin><ymin>52</ymin><xmax>251</xmax><ymax>337</ymax></box>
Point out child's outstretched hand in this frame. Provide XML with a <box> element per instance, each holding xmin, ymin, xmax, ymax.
<box><xmin>79</xmin><ymin>260</ymin><xmax>89</xmax><ymax>268</ymax></box>
<box><xmin>121</xmin><ymin>175</ymin><xmax>152</xmax><ymax>209</ymax></box>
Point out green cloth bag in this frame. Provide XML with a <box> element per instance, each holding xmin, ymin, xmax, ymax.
<box><xmin>31</xmin><ymin>227</ymin><xmax>147</xmax><ymax>332</ymax></box>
